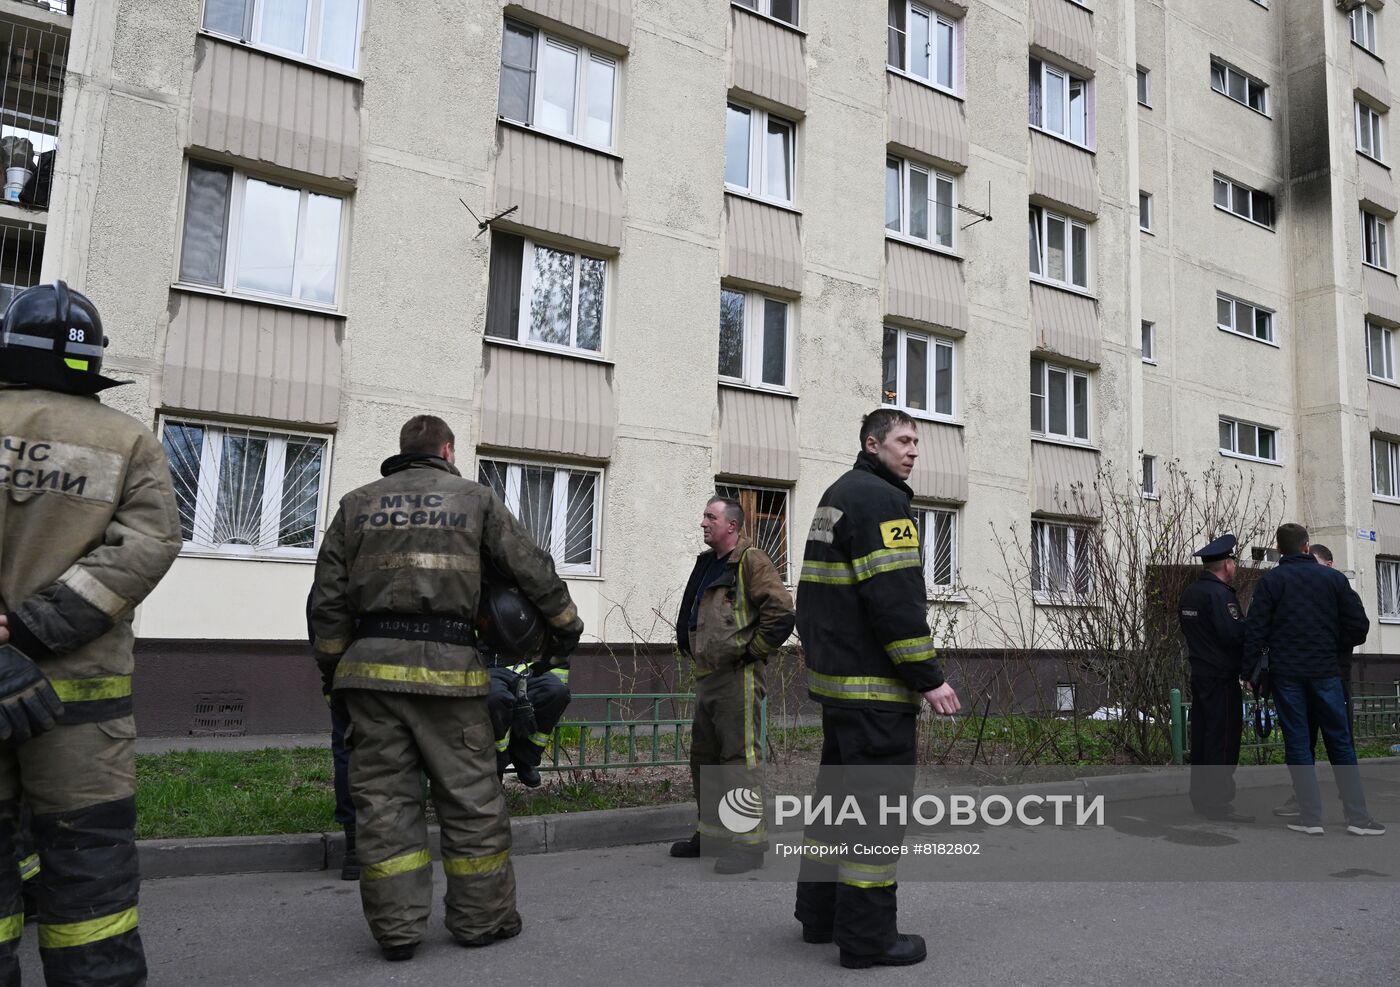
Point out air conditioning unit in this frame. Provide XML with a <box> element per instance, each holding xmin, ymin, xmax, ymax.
<box><xmin>1337</xmin><ymin>0</ymin><xmax>1367</xmax><ymax>13</ymax></box>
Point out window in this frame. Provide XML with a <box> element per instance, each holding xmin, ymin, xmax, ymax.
<box><xmin>498</xmin><ymin>20</ymin><xmax>618</xmax><ymax>150</ymax></box>
<box><xmin>720</xmin><ymin>287</ymin><xmax>790</xmax><ymax>389</ymax></box>
<box><xmin>1368</xmin><ymin>320</ymin><xmax>1395</xmax><ymax>382</ymax></box>
<box><xmin>1141</xmin><ymin>320</ymin><xmax>1156</xmax><ymax>363</ymax></box>
<box><xmin>178</xmin><ymin>161</ymin><xmax>344</xmax><ymax>308</ymax></box>
<box><xmin>1373</xmin><ymin>436</ymin><xmax>1400</xmax><ymax>499</ymax></box>
<box><xmin>1352</xmin><ymin>5</ymin><xmax>1379</xmax><ymax>55</ymax></box>
<box><xmin>1210</xmin><ymin>58</ymin><xmax>1268</xmax><ymax>114</ymax></box>
<box><xmin>1219</xmin><ymin>417</ymin><xmax>1278</xmax><ymax>463</ymax></box>
<box><xmin>1139</xmin><ymin>191</ymin><xmax>1153</xmax><ymax>233</ymax></box>
<box><xmin>1212</xmin><ymin>174</ymin><xmax>1274</xmax><ymax>229</ymax></box>
<box><xmin>161</xmin><ymin>419</ymin><xmax>328</xmax><ymax>557</ymax></box>
<box><xmin>887</xmin><ymin>2</ymin><xmax>957</xmax><ymax>93</ymax></box>
<box><xmin>1029</xmin><ymin>57</ymin><xmax>1090</xmax><ymax>146</ymax></box>
<box><xmin>485</xmin><ymin>232</ymin><xmax>606</xmax><ymax>355</ymax></box>
<box><xmin>1029</xmin><ymin>205</ymin><xmax>1090</xmax><ymax>290</ymax></box>
<box><xmin>1056</xmin><ymin>682</ymin><xmax>1076</xmax><ymax>713</ymax></box>
<box><xmin>1030</xmin><ymin>357</ymin><xmax>1090</xmax><ymax>443</ymax></box>
<box><xmin>1031</xmin><ymin>520</ymin><xmax>1092</xmax><ymax>602</ymax></box>
<box><xmin>735</xmin><ymin>0</ymin><xmax>799</xmax><ymax>27</ymax></box>
<box><xmin>1136</xmin><ymin>66</ymin><xmax>1151</xmax><ymax>107</ymax></box>
<box><xmin>882</xmin><ymin>326</ymin><xmax>954</xmax><ymax>418</ymax></box>
<box><xmin>885</xmin><ymin>156</ymin><xmax>955</xmax><ymax>250</ymax></box>
<box><xmin>913</xmin><ymin>505</ymin><xmax>957</xmax><ymax>595</ymax></box>
<box><xmin>1216</xmin><ymin>293</ymin><xmax>1275</xmax><ymax>344</ymax></box>
<box><xmin>202</xmin><ymin>0</ymin><xmax>363</xmax><ymax>72</ymax></box>
<box><xmin>1357</xmin><ymin>102</ymin><xmax>1384</xmax><ymax>161</ymax></box>
<box><xmin>1378</xmin><ymin>559</ymin><xmax>1400</xmax><ymax>619</ymax></box>
<box><xmin>478</xmin><ymin>459</ymin><xmax>602</xmax><ymax>575</ymax></box>
<box><xmin>1141</xmin><ymin>454</ymin><xmax>1158</xmax><ymax>499</ymax></box>
<box><xmin>1364</xmin><ymin>209</ymin><xmax>1391</xmax><ymax>269</ymax></box>
<box><xmin>725</xmin><ymin>102</ymin><xmax>795</xmax><ymax>205</ymax></box>
<box><xmin>716</xmin><ymin>483</ymin><xmax>790</xmax><ymax>582</ymax></box>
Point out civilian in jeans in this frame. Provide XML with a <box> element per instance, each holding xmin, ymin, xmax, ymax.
<box><xmin>1244</xmin><ymin>524</ymin><xmax>1384</xmax><ymax>836</ymax></box>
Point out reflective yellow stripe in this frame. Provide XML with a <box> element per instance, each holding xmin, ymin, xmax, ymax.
<box><xmin>548</xmin><ymin>667</ymin><xmax>570</xmax><ymax>684</ymax></box>
<box><xmin>883</xmin><ymin>636</ymin><xmax>938</xmax><ymax>666</ymax></box>
<box><xmin>735</xmin><ymin>547</ymin><xmax>752</xmax><ymax>631</ymax></box>
<box><xmin>18</xmin><ymin>853</ymin><xmax>40</xmax><ymax>881</ymax></box>
<box><xmin>495</xmin><ymin>736</ymin><xmax>510</xmax><ymax>752</ymax></box>
<box><xmin>442</xmin><ymin>849</ymin><xmax>509</xmax><ymax>877</ymax></box>
<box><xmin>338</xmin><ymin>662</ymin><xmax>488</xmax><ymax>689</ymax></box>
<box><xmin>840</xmin><ymin>877</ymin><xmax>897</xmax><ymax>888</ymax></box>
<box><xmin>743</xmin><ymin>663</ymin><xmax>757</xmax><ymax>770</ymax></box>
<box><xmin>807</xmin><ymin>670</ymin><xmax>919</xmax><ymax>706</ymax></box>
<box><xmin>850</xmin><ymin>548</ymin><xmax>922</xmax><ymax>582</ymax></box>
<box><xmin>361</xmin><ymin>848</ymin><xmax>431</xmax><ymax>881</ymax></box>
<box><xmin>527</xmin><ymin>732</ymin><xmax>551</xmax><ymax>748</ymax></box>
<box><xmin>799</xmin><ymin>560</ymin><xmax>857</xmax><ymax>585</ymax></box>
<box><xmin>314</xmin><ymin>636</ymin><xmax>350</xmax><ymax>656</ymax></box>
<box><xmin>0</xmin><ymin>912</ymin><xmax>21</xmax><ymax>943</ymax></box>
<box><xmin>63</xmin><ymin>357</ymin><xmax>89</xmax><ymax>371</ymax></box>
<box><xmin>49</xmin><ymin>675</ymin><xmax>132</xmax><ymax>703</ymax></box>
<box><xmin>839</xmin><ymin>861</ymin><xmax>897</xmax><ymax>888</ymax></box>
<box><xmin>39</xmin><ymin>907</ymin><xmax>138</xmax><ymax>949</ymax></box>
<box><xmin>58</xmin><ymin>566</ymin><xmax>128</xmax><ymax>618</ymax></box>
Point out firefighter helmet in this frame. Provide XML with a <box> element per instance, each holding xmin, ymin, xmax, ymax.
<box><xmin>0</xmin><ymin>281</ymin><xmax>126</xmax><ymax>394</ymax></box>
<box><xmin>477</xmin><ymin>576</ymin><xmax>547</xmax><ymax>660</ymax></box>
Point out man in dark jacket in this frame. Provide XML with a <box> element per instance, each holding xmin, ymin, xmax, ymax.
<box><xmin>1243</xmin><ymin>523</ymin><xmax>1384</xmax><ymax>836</ymax></box>
<box><xmin>793</xmin><ymin>408</ymin><xmax>960</xmax><ymax>970</ymax></box>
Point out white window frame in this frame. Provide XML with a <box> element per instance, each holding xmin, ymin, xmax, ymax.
<box><xmin>1352</xmin><ymin>5</ymin><xmax>1379</xmax><ymax>56</ymax></box>
<box><xmin>1378</xmin><ymin>558</ymin><xmax>1400</xmax><ymax>621</ymax></box>
<box><xmin>1368</xmin><ymin>320</ymin><xmax>1395</xmax><ymax>383</ymax></box>
<box><xmin>158</xmin><ymin>417</ymin><xmax>332</xmax><ymax>560</ymax></box>
<box><xmin>1030</xmin><ymin>519</ymin><xmax>1093</xmax><ymax>604</ymax></box>
<box><xmin>1216</xmin><ymin>292</ymin><xmax>1276</xmax><ymax>346</ymax></box>
<box><xmin>1357</xmin><ymin>101</ymin><xmax>1385</xmax><ymax>162</ymax></box>
<box><xmin>887</xmin><ymin>1</ymin><xmax>959</xmax><ymax>95</ymax></box>
<box><xmin>1219</xmin><ymin>416</ymin><xmax>1279</xmax><ymax>464</ymax></box>
<box><xmin>1212</xmin><ymin>174</ymin><xmax>1275</xmax><ymax>230</ymax></box>
<box><xmin>716</xmin><ymin>482</ymin><xmax>792</xmax><ymax>585</ymax></box>
<box><xmin>725</xmin><ymin>102</ymin><xmax>796</xmax><ymax>206</ymax></box>
<box><xmin>202</xmin><ymin>0</ymin><xmax>365</xmax><ymax>73</ymax></box>
<box><xmin>1364</xmin><ymin>209</ymin><xmax>1392</xmax><ymax>270</ymax></box>
<box><xmin>478</xmin><ymin>457</ymin><xmax>604</xmax><ymax>576</ymax></box>
<box><xmin>1136</xmin><ymin>66</ymin><xmax>1151</xmax><ymax>107</ymax></box>
<box><xmin>886</xmin><ymin>156</ymin><xmax>956</xmax><ymax>251</ymax></box>
<box><xmin>1374</xmin><ymin>436</ymin><xmax>1400</xmax><ymax>500</ymax></box>
<box><xmin>734</xmin><ymin>0</ymin><xmax>799</xmax><ymax>28</ymax></box>
<box><xmin>1030</xmin><ymin>56</ymin><xmax>1091</xmax><ymax>147</ymax></box>
<box><xmin>719</xmin><ymin>286</ymin><xmax>792</xmax><ymax>391</ymax></box>
<box><xmin>882</xmin><ymin>325</ymin><xmax>955</xmax><ymax>421</ymax></box>
<box><xmin>1030</xmin><ymin>357</ymin><xmax>1092</xmax><ymax>444</ymax></box>
<box><xmin>913</xmin><ymin>504</ymin><xmax>958</xmax><ymax>598</ymax></box>
<box><xmin>1029</xmin><ymin>205</ymin><xmax>1091</xmax><ymax>292</ymax></box>
<box><xmin>497</xmin><ymin>19</ymin><xmax>620</xmax><ymax>151</ymax></box>
<box><xmin>176</xmin><ymin>161</ymin><xmax>347</xmax><ymax>311</ymax></box>
<box><xmin>503</xmin><ymin>236</ymin><xmax>609</xmax><ymax>356</ymax></box>
<box><xmin>1210</xmin><ymin>58</ymin><xmax>1269</xmax><ymax>116</ymax></box>
<box><xmin>1139</xmin><ymin>191</ymin><xmax>1153</xmax><ymax>233</ymax></box>
<box><xmin>1141</xmin><ymin>454</ymin><xmax>1158</xmax><ymax>500</ymax></box>
<box><xmin>1141</xmin><ymin>320</ymin><xmax>1156</xmax><ymax>364</ymax></box>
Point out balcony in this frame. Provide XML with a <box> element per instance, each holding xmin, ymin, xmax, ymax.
<box><xmin>0</xmin><ymin>4</ymin><xmax>67</xmax><ymax>215</ymax></box>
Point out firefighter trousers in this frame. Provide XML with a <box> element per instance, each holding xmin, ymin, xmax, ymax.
<box><xmin>485</xmin><ymin>668</ymin><xmax>570</xmax><ymax>774</ymax></box>
<box><xmin>343</xmin><ymin>690</ymin><xmax>517</xmax><ymax>948</ymax></box>
<box><xmin>690</xmin><ymin>661</ymin><xmax>766</xmax><ymax>851</ymax></box>
<box><xmin>0</xmin><ymin>716</ymin><xmax>145</xmax><ymax>987</ymax></box>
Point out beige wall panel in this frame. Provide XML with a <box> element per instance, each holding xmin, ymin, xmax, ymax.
<box><xmin>724</xmin><ymin>194</ymin><xmax>803</xmax><ymax>292</ymax></box>
<box><xmin>716</xmin><ymin>387</ymin><xmax>799</xmax><ymax>483</ymax></box>
<box><xmin>1029</xmin><ymin>130</ymin><xmax>1098</xmax><ymax>215</ymax></box>
<box><xmin>479</xmin><ymin>345</ymin><xmax>616</xmax><ymax>460</ymax></box>
<box><xmin>1364</xmin><ymin>265</ymin><xmax>1400</xmax><ymax>326</ymax></box>
<box><xmin>1359</xmin><ymin>155</ymin><xmax>1397</xmax><ymax>216</ymax></box>
<box><xmin>886</xmin><ymin>73</ymin><xmax>967</xmax><ymax>166</ymax></box>
<box><xmin>909</xmin><ymin>421</ymin><xmax>967</xmax><ymax>502</ymax></box>
<box><xmin>511</xmin><ymin>0</ymin><xmax>632</xmax><ymax>48</ymax></box>
<box><xmin>1032</xmin><ymin>442</ymin><xmax>1100</xmax><ymax>517</ymax></box>
<box><xmin>1030</xmin><ymin>0</ymin><xmax>1096</xmax><ymax>76</ymax></box>
<box><xmin>1354</xmin><ymin>49</ymin><xmax>1390</xmax><ymax>108</ymax></box>
<box><xmin>190</xmin><ymin>38</ymin><xmax>360</xmax><ymax>182</ymax></box>
<box><xmin>730</xmin><ymin>7</ymin><xmax>806</xmax><ymax>112</ymax></box>
<box><xmin>161</xmin><ymin>293</ymin><xmax>341</xmax><ymax>425</ymax></box>
<box><xmin>1031</xmin><ymin>282</ymin><xmax>1100</xmax><ymax>365</ymax></box>
<box><xmin>1370</xmin><ymin>380</ymin><xmax>1400</xmax><ymax>438</ymax></box>
<box><xmin>885</xmin><ymin>241</ymin><xmax>966</xmax><ymax>331</ymax></box>
<box><xmin>493</xmin><ymin>126</ymin><xmax>624</xmax><ymax>248</ymax></box>
<box><xmin>1376</xmin><ymin>500</ymin><xmax>1400</xmax><ymax>557</ymax></box>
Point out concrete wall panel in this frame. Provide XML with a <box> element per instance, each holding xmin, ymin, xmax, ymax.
<box><xmin>479</xmin><ymin>344</ymin><xmax>616</xmax><ymax>460</ymax></box>
<box><xmin>886</xmin><ymin>241</ymin><xmax>966</xmax><ymax>332</ymax></box>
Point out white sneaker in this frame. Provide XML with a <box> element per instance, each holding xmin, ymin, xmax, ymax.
<box><xmin>1347</xmin><ymin>819</ymin><xmax>1386</xmax><ymax>836</ymax></box>
<box><xmin>1286</xmin><ymin>823</ymin><xmax>1324</xmax><ymax>835</ymax></box>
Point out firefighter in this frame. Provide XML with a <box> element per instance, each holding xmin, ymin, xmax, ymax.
<box><xmin>670</xmin><ymin>495</ymin><xmax>794</xmax><ymax>874</ymax></box>
<box><xmin>311</xmin><ymin>415</ymin><xmax>582</xmax><ymax>962</ymax></box>
<box><xmin>793</xmin><ymin>408</ymin><xmax>960</xmax><ymax>970</ymax></box>
<box><xmin>0</xmin><ymin>281</ymin><xmax>183</xmax><ymax>985</ymax></box>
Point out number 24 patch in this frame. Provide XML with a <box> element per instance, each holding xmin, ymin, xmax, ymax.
<box><xmin>879</xmin><ymin>519</ymin><xmax>919</xmax><ymax>549</ymax></box>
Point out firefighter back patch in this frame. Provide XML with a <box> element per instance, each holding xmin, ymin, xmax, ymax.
<box><xmin>879</xmin><ymin>519</ymin><xmax>918</xmax><ymax>548</ymax></box>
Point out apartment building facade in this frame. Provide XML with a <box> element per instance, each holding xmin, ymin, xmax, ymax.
<box><xmin>9</xmin><ymin>0</ymin><xmax>1398</xmax><ymax>733</ymax></box>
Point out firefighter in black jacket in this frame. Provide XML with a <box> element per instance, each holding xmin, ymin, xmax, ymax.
<box><xmin>793</xmin><ymin>408</ymin><xmax>960</xmax><ymax>970</ymax></box>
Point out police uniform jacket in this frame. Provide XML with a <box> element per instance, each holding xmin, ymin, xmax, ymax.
<box><xmin>1177</xmin><ymin>570</ymin><xmax>1245</xmax><ymax>679</ymax></box>
<box><xmin>676</xmin><ymin>533</ymin><xmax>795</xmax><ymax>678</ymax></box>
<box><xmin>796</xmin><ymin>451</ymin><xmax>945</xmax><ymax>709</ymax></box>
<box><xmin>0</xmin><ymin>384</ymin><xmax>182</xmax><ymax>724</ymax></box>
<box><xmin>311</xmin><ymin>454</ymin><xmax>583</xmax><ymax>698</ymax></box>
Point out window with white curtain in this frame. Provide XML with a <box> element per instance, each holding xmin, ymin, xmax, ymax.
<box><xmin>885</xmin><ymin>156</ymin><xmax>956</xmax><ymax>250</ymax></box>
<box><xmin>498</xmin><ymin>19</ymin><xmax>618</xmax><ymax>150</ymax></box>
<box><xmin>202</xmin><ymin>0</ymin><xmax>363</xmax><ymax>72</ymax></box>
<box><xmin>887</xmin><ymin>2</ymin><xmax>957</xmax><ymax>93</ymax></box>
<box><xmin>1378</xmin><ymin>559</ymin><xmax>1400</xmax><ymax>619</ymax></box>
<box><xmin>478</xmin><ymin>459</ymin><xmax>603</xmax><ymax>575</ymax></box>
<box><xmin>1373</xmin><ymin>436</ymin><xmax>1400</xmax><ymax>499</ymax></box>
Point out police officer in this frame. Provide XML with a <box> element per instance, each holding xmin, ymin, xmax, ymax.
<box><xmin>311</xmin><ymin>415</ymin><xmax>583</xmax><ymax>962</ymax></box>
<box><xmin>0</xmin><ymin>281</ymin><xmax>183</xmax><ymax>985</ymax></box>
<box><xmin>1178</xmin><ymin>533</ymin><xmax>1252</xmax><ymax>822</ymax></box>
<box><xmin>793</xmin><ymin>408</ymin><xmax>960</xmax><ymax>970</ymax></box>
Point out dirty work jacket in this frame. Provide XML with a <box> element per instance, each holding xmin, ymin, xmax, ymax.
<box><xmin>676</xmin><ymin>534</ymin><xmax>795</xmax><ymax>678</ymax></box>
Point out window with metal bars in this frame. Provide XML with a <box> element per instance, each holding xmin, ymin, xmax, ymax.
<box><xmin>0</xmin><ymin>15</ymin><xmax>67</xmax><ymax>211</ymax></box>
<box><xmin>715</xmin><ymin>483</ymin><xmax>789</xmax><ymax>583</ymax></box>
<box><xmin>0</xmin><ymin>222</ymin><xmax>44</xmax><ymax>310</ymax></box>
<box><xmin>914</xmin><ymin>505</ymin><xmax>957</xmax><ymax>596</ymax></box>
<box><xmin>478</xmin><ymin>459</ymin><xmax>602</xmax><ymax>575</ymax></box>
<box><xmin>1030</xmin><ymin>520</ymin><xmax>1092</xmax><ymax>602</ymax></box>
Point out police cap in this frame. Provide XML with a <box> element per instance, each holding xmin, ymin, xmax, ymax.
<box><xmin>1193</xmin><ymin>533</ymin><xmax>1238</xmax><ymax>564</ymax></box>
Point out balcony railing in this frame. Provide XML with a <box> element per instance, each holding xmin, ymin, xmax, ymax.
<box><xmin>0</xmin><ymin>11</ymin><xmax>66</xmax><ymax>210</ymax></box>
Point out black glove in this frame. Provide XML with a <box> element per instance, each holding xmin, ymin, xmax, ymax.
<box><xmin>544</xmin><ymin>625</ymin><xmax>582</xmax><ymax>660</ymax></box>
<box><xmin>0</xmin><ymin>645</ymin><xmax>63</xmax><ymax>746</ymax></box>
<box><xmin>317</xmin><ymin>657</ymin><xmax>339</xmax><ymax>698</ymax></box>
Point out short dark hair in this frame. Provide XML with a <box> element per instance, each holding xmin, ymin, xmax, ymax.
<box><xmin>1310</xmin><ymin>543</ymin><xmax>1333</xmax><ymax>563</ymax></box>
<box><xmin>399</xmin><ymin>415</ymin><xmax>455</xmax><ymax>456</ymax></box>
<box><xmin>1204</xmin><ymin>557</ymin><xmax>1233</xmax><ymax>575</ymax></box>
<box><xmin>859</xmin><ymin>408</ymin><xmax>917</xmax><ymax>449</ymax></box>
<box><xmin>1276</xmin><ymin>523</ymin><xmax>1309</xmax><ymax>556</ymax></box>
<box><xmin>708</xmin><ymin>495</ymin><xmax>745</xmax><ymax>531</ymax></box>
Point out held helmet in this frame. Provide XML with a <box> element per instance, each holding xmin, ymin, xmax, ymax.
<box><xmin>476</xmin><ymin>576</ymin><xmax>547</xmax><ymax>660</ymax></box>
<box><xmin>0</xmin><ymin>280</ymin><xmax>126</xmax><ymax>394</ymax></box>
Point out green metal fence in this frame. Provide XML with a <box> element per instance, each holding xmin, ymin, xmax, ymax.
<box><xmin>1170</xmin><ymin>687</ymin><xmax>1400</xmax><ymax>765</ymax></box>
